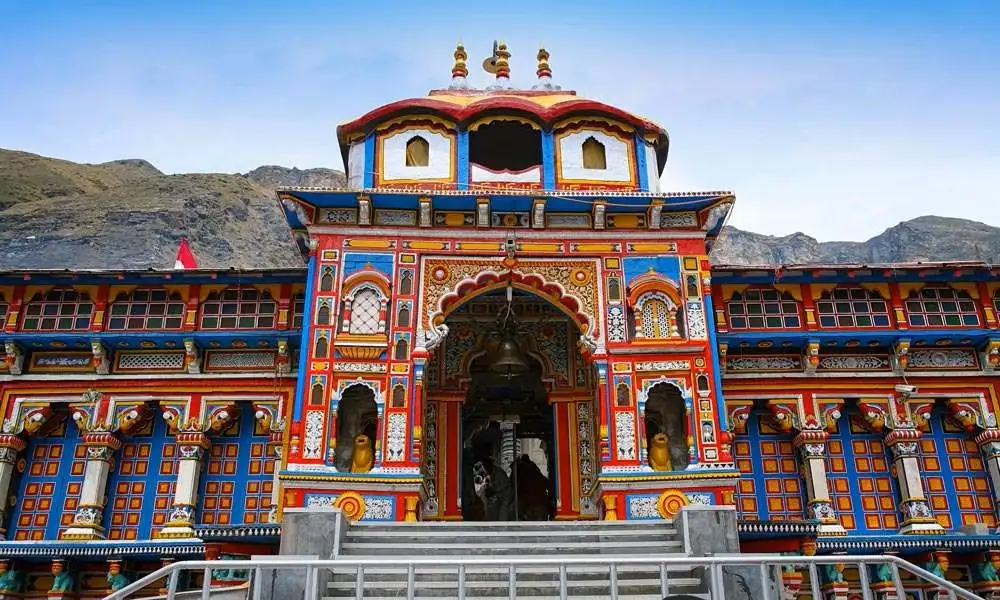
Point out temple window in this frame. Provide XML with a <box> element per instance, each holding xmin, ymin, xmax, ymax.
<box><xmin>685</xmin><ymin>274</ymin><xmax>699</xmax><ymax>298</ymax></box>
<box><xmin>391</xmin><ymin>384</ymin><xmax>406</xmax><ymax>408</ymax></box>
<box><xmin>816</xmin><ymin>287</ymin><xmax>891</xmax><ymax>328</ymax></box>
<box><xmin>317</xmin><ymin>300</ymin><xmax>332</xmax><ymax>326</ymax></box>
<box><xmin>826</xmin><ymin>404</ymin><xmax>899</xmax><ymax>532</ymax></box>
<box><xmin>919</xmin><ymin>404</ymin><xmax>996</xmax><ymax>529</ymax></box>
<box><xmin>199</xmin><ymin>287</ymin><xmax>277</xmax><ymax>330</ymax></box>
<box><xmin>643</xmin><ymin>383</ymin><xmax>689</xmax><ymax>471</ymax></box>
<box><xmin>607</xmin><ymin>277</ymin><xmax>621</xmax><ymax>302</ymax></box>
<box><xmin>405</xmin><ymin>135</ymin><xmax>430</xmax><ymax>167</ymax></box>
<box><xmin>726</xmin><ymin>288</ymin><xmax>801</xmax><ymax>330</ymax></box>
<box><xmin>469</xmin><ymin>121</ymin><xmax>541</xmax><ymax>172</ymax></box>
<box><xmin>319</xmin><ymin>267</ymin><xmax>335</xmax><ymax>292</ymax></box>
<box><xmin>198</xmin><ymin>403</ymin><xmax>274</xmax><ymax>526</ymax></box>
<box><xmin>633</xmin><ymin>292</ymin><xmax>682</xmax><ymax>339</ymax></box>
<box><xmin>581</xmin><ymin>137</ymin><xmax>607</xmax><ymax>170</ymax></box>
<box><xmin>9</xmin><ymin>421</ymin><xmax>85</xmax><ymax>540</ymax></box>
<box><xmin>394</xmin><ymin>337</ymin><xmax>409</xmax><ymax>360</ymax></box>
<box><xmin>291</xmin><ymin>293</ymin><xmax>305</xmax><ymax>329</ymax></box>
<box><xmin>310</xmin><ymin>382</ymin><xmax>324</xmax><ymax>406</ymax></box>
<box><xmin>615</xmin><ymin>383</ymin><xmax>630</xmax><ymax>407</ymax></box>
<box><xmin>104</xmin><ymin>414</ymin><xmax>175</xmax><ymax>540</ymax></box>
<box><xmin>0</xmin><ymin>293</ymin><xmax>8</xmax><ymax>323</ymax></box>
<box><xmin>732</xmin><ymin>409</ymin><xmax>805</xmax><ymax>521</ymax></box>
<box><xmin>397</xmin><ymin>303</ymin><xmax>411</xmax><ymax>327</ymax></box>
<box><xmin>314</xmin><ymin>335</ymin><xmax>329</xmax><ymax>359</ymax></box>
<box><xmin>346</xmin><ymin>287</ymin><xmax>384</xmax><ymax>335</ymax></box>
<box><xmin>334</xmin><ymin>384</ymin><xmax>379</xmax><ymax>471</ymax></box>
<box><xmin>107</xmin><ymin>288</ymin><xmax>185</xmax><ymax>331</ymax></box>
<box><xmin>696</xmin><ymin>375</ymin><xmax>710</xmax><ymax>394</ymax></box>
<box><xmin>906</xmin><ymin>286</ymin><xmax>980</xmax><ymax>327</ymax></box>
<box><xmin>21</xmin><ymin>288</ymin><xmax>94</xmax><ymax>331</ymax></box>
<box><xmin>399</xmin><ymin>270</ymin><xmax>414</xmax><ymax>295</ymax></box>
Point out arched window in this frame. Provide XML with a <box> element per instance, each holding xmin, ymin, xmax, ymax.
<box><xmin>641</xmin><ymin>298</ymin><xmax>673</xmax><ymax>339</ymax></box>
<box><xmin>826</xmin><ymin>404</ymin><xmax>899</xmax><ymax>532</ymax></box>
<box><xmin>397</xmin><ymin>303</ymin><xmax>411</xmax><ymax>327</ymax></box>
<box><xmin>399</xmin><ymin>270</ymin><xmax>414</xmax><ymax>295</ymax></box>
<box><xmin>314</xmin><ymin>335</ymin><xmax>329</xmax><ymax>359</ymax></box>
<box><xmin>581</xmin><ymin>137</ymin><xmax>606</xmax><ymax>170</ymax></box>
<box><xmin>696</xmin><ymin>374</ymin><xmax>710</xmax><ymax>394</ymax></box>
<box><xmin>391</xmin><ymin>385</ymin><xmax>406</xmax><ymax>408</ymax></box>
<box><xmin>727</xmin><ymin>288</ymin><xmax>801</xmax><ymax>330</ymax></box>
<box><xmin>405</xmin><ymin>136</ymin><xmax>430</xmax><ymax>167</ymax></box>
<box><xmin>919</xmin><ymin>404</ymin><xmax>996</xmax><ymax>529</ymax></box>
<box><xmin>21</xmin><ymin>288</ymin><xmax>94</xmax><ymax>331</ymax></box>
<box><xmin>198</xmin><ymin>403</ymin><xmax>274</xmax><ymax>526</ymax></box>
<box><xmin>107</xmin><ymin>288</ymin><xmax>185</xmax><ymax>331</ymax></box>
<box><xmin>310</xmin><ymin>382</ymin><xmax>324</xmax><ymax>406</ymax></box>
<box><xmin>615</xmin><ymin>383</ymin><xmax>630</xmax><ymax>407</ymax></box>
<box><xmin>317</xmin><ymin>301</ymin><xmax>331</xmax><ymax>326</ymax></box>
<box><xmin>319</xmin><ymin>268</ymin><xmax>335</xmax><ymax>293</ymax></box>
<box><xmin>906</xmin><ymin>286</ymin><xmax>980</xmax><ymax>327</ymax></box>
<box><xmin>607</xmin><ymin>278</ymin><xmax>621</xmax><ymax>302</ymax></box>
<box><xmin>347</xmin><ymin>287</ymin><xmax>383</xmax><ymax>335</ymax></box>
<box><xmin>816</xmin><ymin>287</ymin><xmax>891</xmax><ymax>328</ymax></box>
<box><xmin>200</xmin><ymin>287</ymin><xmax>277</xmax><ymax>330</ymax></box>
<box><xmin>394</xmin><ymin>337</ymin><xmax>409</xmax><ymax>360</ymax></box>
<box><xmin>291</xmin><ymin>293</ymin><xmax>305</xmax><ymax>329</ymax></box>
<box><xmin>732</xmin><ymin>409</ymin><xmax>805</xmax><ymax>521</ymax></box>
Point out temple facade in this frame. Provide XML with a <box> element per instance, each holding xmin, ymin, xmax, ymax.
<box><xmin>1</xmin><ymin>42</ymin><xmax>999</xmax><ymax>598</ymax></box>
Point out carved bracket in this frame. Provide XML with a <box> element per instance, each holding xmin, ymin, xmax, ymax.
<box><xmin>804</xmin><ymin>340</ymin><xmax>820</xmax><ymax>374</ymax></box>
<box><xmin>3</xmin><ymin>342</ymin><xmax>23</xmax><ymax>376</ymax></box>
<box><xmin>90</xmin><ymin>340</ymin><xmax>110</xmax><ymax>375</ymax></box>
<box><xmin>728</xmin><ymin>403</ymin><xmax>752</xmax><ymax>435</ymax></box>
<box><xmin>985</xmin><ymin>339</ymin><xmax>1000</xmax><ymax>373</ymax></box>
<box><xmin>894</xmin><ymin>339</ymin><xmax>910</xmax><ymax>371</ymax></box>
<box><xmin>276</xmin><ymin>339</ymin><xmax>290</xmax><ymax>374</ymax></box>
<box><xmin>183</xmin><ymin>339</ymin><xmax>200</xmax><ymax>374</ymax></box>
<box><xmin>766</xmin><ymin>400</ymin><xmax>800</xmax><ymax>433</ymax></box>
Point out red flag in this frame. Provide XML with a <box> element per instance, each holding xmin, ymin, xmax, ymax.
<box><xmin>174</xmin><ymin>238</ymin><xmax>198</xmax><ymax>270</ymax></box>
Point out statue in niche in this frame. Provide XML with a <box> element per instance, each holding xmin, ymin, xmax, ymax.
<box><xmin>350</xmin><ymin>433</ymin><xmax>374</xmax><ymax>473</ymax></box>
<box><xmin>644</xmin><ymin>383</ymin><xmax>689</xmax><ymax>471</ymax></box>
<box><xmin>334</xmin><ymin>385</ymin><xmax>378</xmax><ymax>472</ymax></box>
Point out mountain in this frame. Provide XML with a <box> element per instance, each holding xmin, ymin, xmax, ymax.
<box><xmin>1</xmin><ymin>149</ymin><xmax>997</xmax><ymax>270</ymax></box>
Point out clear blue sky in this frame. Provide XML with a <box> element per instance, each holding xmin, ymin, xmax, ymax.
<box><xmin>1</xmin><ymin>1</ymin><xmax>998</xmax><ymax>240</ymax></box>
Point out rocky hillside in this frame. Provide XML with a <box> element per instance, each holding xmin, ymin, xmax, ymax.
<box><xmin>0</xmin><ymin>149</ymin><xmax>343</xmax><ymax>270</ymax></box>
<box><xmin>1</xmin><ymin>149</ymin><xmax>997</xmax><ymax>270</ymax></box>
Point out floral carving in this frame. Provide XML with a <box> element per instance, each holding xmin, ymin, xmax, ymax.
<box><xmin>302</xmin><ymin>411</ymin><xmax>324</xmax><ymax>459</ymax></box>
<box><xmin>614</xmin><ymin>411</ymin><xmax>636</xmax><ymax>460</ymax></box>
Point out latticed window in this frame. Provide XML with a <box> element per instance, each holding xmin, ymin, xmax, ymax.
<box><xmin>348</xmin><ymin>288</ymin><xmax>382</xmax><ymax>335</ymax></box>
<box><xmin>641</xmin><ymin>298</ymin><xmax>672</xmax><ymax>338</ymax></box>
<box><xmin>291</xmin><ymin>294</ymin><xmax>305</xmax><ymax>329</ymax></box>
<box><xmin>727</xmin><ymin>289</ymin><xmax>801</xmax><ymax>329</ymax></box>
<box><xmin>21</xmin><ymin>289</ymin><xmax>94</xmax><ymax>331</ymax></box>
<box><xmin>107</xmin><ymin>289</ymin><xmax>185</xmax><ymax>331</ymax></box>
<box><xmin>905</xmin><ymin>287</ymin><xmax>979</xmax><ymax>327</ymax></box>
<box><xmin>816</xmin><ymin>287</ymin><xmax>891</xmax><ymax>328</ymax></box>
<box><xmin>200</xmin><ymin>288</ymin><xmax>277</xmax><ymax>329</ymax></box>
<box><xmin>0</xmin><ymin>294</ymin><xmax>8</xmax><ymax>325</ymax></box>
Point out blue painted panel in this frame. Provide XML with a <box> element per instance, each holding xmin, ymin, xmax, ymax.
<box><xmin>104</xmin><ymin>415</ymin><xmax>171</xmax><ymax>540</ymax></box>
<box><xmin>293</xmin><ymin>253</ymin><xmax>317</xmax><ymax>422</ymax></box>
<box><xmin>737</xmin><ymin>411</ymin><xmax>805</xmax><ymax>521</ymax></box>
<box><xmin>704</xmin><ymin>293</ymin><xmax>728</xmax><ymax>430</ymax></box>
<box><xmin>634</xmin><ymin>134</ymin><xmax>649</xmax><ymax>192</ymax></box>
<box><xmin>363</xmin><ymin>132</ymin><xmax>375</xmax><ymax>188</ymax></box>
<box><xmin>622</xmin><ymin>256</ymin><xmax>681</xmax><ymax>286</ymax></box>
<box><xmin>541</xmin><ymin>130</ymin><xmax>556</xmax><ymax>190</ymax></box>
<box><xmin>9</xmin><ymin>426</ymin><xmax>83</xmax><ymax>540</ymax></box>
<box><xmin>457</xmin><ymin>130</ymin><xmax>469</xmax><ymax>190</ymax></box>
<box><xmin>343</xmin><ymin>252</ymin><xmax>394</xmax><ymax>279</ymax></box>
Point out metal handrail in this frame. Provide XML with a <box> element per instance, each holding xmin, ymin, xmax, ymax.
<box><xmin>105</xmin><ymin>554</ymin><xmax>983</xmax><ymax>600</ymax></box>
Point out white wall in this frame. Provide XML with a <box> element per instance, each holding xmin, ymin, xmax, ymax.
<box><xmin>379</xmin><ymin>129</ymin><xmax>453</xmax><ymax>182</ymax></box>
<box><xmin>347</xmin><ymin>141</ymin><xmax>365</xmax><ymax>188</ymax></box>
<box><xmin>557</xmin><ymin>129</ymin><xmax>633</xmax><ymax>183</ymax></box>
<box><xmin>644</xmin><ymin>142</ymin><xmax>660</xmax><ymax>193</ymax></box>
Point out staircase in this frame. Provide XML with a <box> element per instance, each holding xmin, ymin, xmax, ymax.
<box><xmin>326</xmin><ymin>520</ymin><xmax>709</xmax><ymax>599</ymax></box>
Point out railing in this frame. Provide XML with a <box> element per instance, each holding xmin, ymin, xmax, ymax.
<box><xmin>105</xmin><ymin>554</ymin><xmax>983</xmax><ymax>600</ymax></box>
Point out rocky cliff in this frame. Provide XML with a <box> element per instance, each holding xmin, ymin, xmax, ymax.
<box><xmin>1</xmin><ymin>149</ymin><xmax>997</xmax><ymax>270</ymax></box>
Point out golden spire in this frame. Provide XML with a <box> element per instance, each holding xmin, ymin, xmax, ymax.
<box><xmin>452</xmin><ymin>43</ymin><xmax>469</xmax><ymax>79</ymax></box>
<box><xmin>494</xmin><ymin>40</ymin><xmax>510</xmax><ymax>81</ymax></box>
<box><xmin>536</xmin><ymin>47</ymin><xmax>551</xmax><ymax>79</ymax></box>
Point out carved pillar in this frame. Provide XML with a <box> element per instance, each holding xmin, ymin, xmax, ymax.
<box><xmin>976</xmin><ymin>428</ymin><xmax>1000</xmax><ymax>530</ymax></box>
<box><xmin>594</xmin><ymin>359</ymin><xmax>611</xmax><ymax>464</ymax></box>
<box><xmin>158</xmin><ymin>431</ymin><xmax>211</xmax><ymax>539</ymax></box>
<box><xmin>793</xmin><ymin>429</ymin><xmax>848</xmax><ymax>536</ymax></box>
<box><xmin>0</xmin><ymin>435</ymin><xmax>26</xmax><ymax>539</ymax></box>
<box><xmin>61</xmin><ymin>432</ymin><xmax>121</xmax><ymax>540</ymax></box>
<box><xmin>886</xmin><ymin>427</ymin><xmax>945</xmax><ymax>534</ymax></box>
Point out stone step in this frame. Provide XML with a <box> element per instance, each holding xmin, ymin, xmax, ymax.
<box><xmin>340</xmin><ymin>540</ymin><xmax>684</xmax><ymax>556</ymax></box>
<box><xmin>346</xmin><ymin>527</ymin><xmax>678</xmax><ymax>539</ymax></box>
<box><xmin>324</xmin><ymin>595</ymin><xmax>708</xmax><ymax>600</ymax></box>
<box><xmin>324</xmin><ymin>580</ymin><xmax>705</xmax><ymax>598</ymax></box>
<box><xmin>349</xmin><ymin>520</ymin><xmax>675</xmax><ymax>533</ymax></box>
<box><xmin>329</xmin><ymin>566</ymin><xmax>702</xmax><ymax>582</ymax></box>
<box><xmin>342</xmin><ymin>533</ymin><xmax>676</xmax><ymax>546</ymax></box>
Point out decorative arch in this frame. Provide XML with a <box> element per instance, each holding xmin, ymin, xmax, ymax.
<box><xmin>404</xmin><ymin>135</ymin><xmax>430</xmax><ymax>167</ymax></box>
<box><xmin>640</xmin><ymin>380</ymin><xmax>691</xmax><ymax>471</ymax></box>
<box><xmin>342</xmin><ymin>270</ymin><xmax>392</xmax><ymax>299</ymax></box>
<box><xmin>581</xmin><ymin>137</ymin><xmax>606</xmax><ymax>170</ymax></box>
<box><xmin>333</xmin><ymin>383</ymin><xmax>380</xmax><ymax>472</ymax></box>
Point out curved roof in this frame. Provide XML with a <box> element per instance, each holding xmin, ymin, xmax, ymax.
<box><xmin>336</xmin><ymin>89</ymin><xmax>670</xmax><ymax>173</ymax></box>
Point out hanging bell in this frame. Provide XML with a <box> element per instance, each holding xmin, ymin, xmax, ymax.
<box><xmin>490</xmin><ymin>336</ymin><xmax>529</xmax><ymax>375</ymax></box>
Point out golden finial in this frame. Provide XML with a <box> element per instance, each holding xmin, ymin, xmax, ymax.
<box><xmin>452</xmin><ymin>43</ymin><xmax>468</xmax><ymax>79</ymax></box>
<box><xmin>536</xmin><ymin>47</ymin><xmax>551</xmax><ymax>79</ymax></box>
<box><xmin>494</xmin><ymin>40</ymin><xmax>510</xmax><ymax>80</ymax></box>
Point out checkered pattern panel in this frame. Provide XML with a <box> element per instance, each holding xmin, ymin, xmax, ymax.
<box><xmin>827</xmin><ymin>416</ymin><xmax>899</xmax><ymax>532</ymax></box>
<box><xmin>920</xmin><ymin>412</ymin><xmax>996</xmax><ymax>530</ymax></box>
<box><xmin>243</xmin><ymin>441</ymin><xmax>274</xmax><ymax>524</ymax></box>
<box><xmin>200</xmin><ymin>439</ymin><xmax>241</xmax><ymax>525</ymax></box>
<box><xmin>733</xmin><ymin>414</ymin><xmax>805</xmax><ymax>521</ymax></box>
<box><xmin>11</xmin><ymin>428</ymin><xmax>86</xmax><ymax>541</ymax></box>
<box><xmin>105</xmin><ymin>418</ymin><xmax>170</xmax><ymax>541</ymax></box>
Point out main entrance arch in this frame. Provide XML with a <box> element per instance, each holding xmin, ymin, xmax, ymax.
<box><xmin>417</xmin><ymin>266</ymin><xmax>600</xmax><ymax>521</ymax></box>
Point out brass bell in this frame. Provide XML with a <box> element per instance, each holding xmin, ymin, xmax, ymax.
<box><xmin>490</xmin><ymin>336</ymin><xmax>529</xmax><ymax>375</ymax></box>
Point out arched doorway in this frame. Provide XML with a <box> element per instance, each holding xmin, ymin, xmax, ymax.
<box><xmin>423</xmin><ymin>284</ymin><xmax>592</xmax><ymax>521</ymax></box>
<box><xmin>644</xmin><ymin>383</ymin><xmax>690</xmax><ymax>471</ymax></box>
<box><xmin>333</xmin><ymin>384</ymin><xmax>378</xmax><ymax>473</ymax></box>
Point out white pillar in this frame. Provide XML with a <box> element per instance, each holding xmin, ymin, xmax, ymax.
<box><xmin>158</xmin><ymin>433</ymin><xmax>210</xmax><ymax>538</ymax></box>
<box><xmin>885</xmin><ymin>428</ymin><xmax>945</xmax><ymax>534</ymax></box>
<box><xmin>0</xmin><ymin>434</ymin><xmax>26</xmax><ymax>539</ymax></box>
<box><xmin>61</xmin><ymin>432</ymin><xmax>121</xmax><ymax>540</ymax></box>
<box><xmin>794</xmin><ymin>430</ymin><xmax>848</xmax><ymax>536</ymax></box>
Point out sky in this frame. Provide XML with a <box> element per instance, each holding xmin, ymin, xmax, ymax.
<box><xmin>1</xmin><ymin>0</ymin><xmax>998</xmax><ymax>240</ymax></box>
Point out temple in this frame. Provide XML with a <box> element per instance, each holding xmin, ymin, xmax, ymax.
<box><xmin>1</xmin><ymin>41</ymin><xmax>999</xmax><ymax>598</ymax></box>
